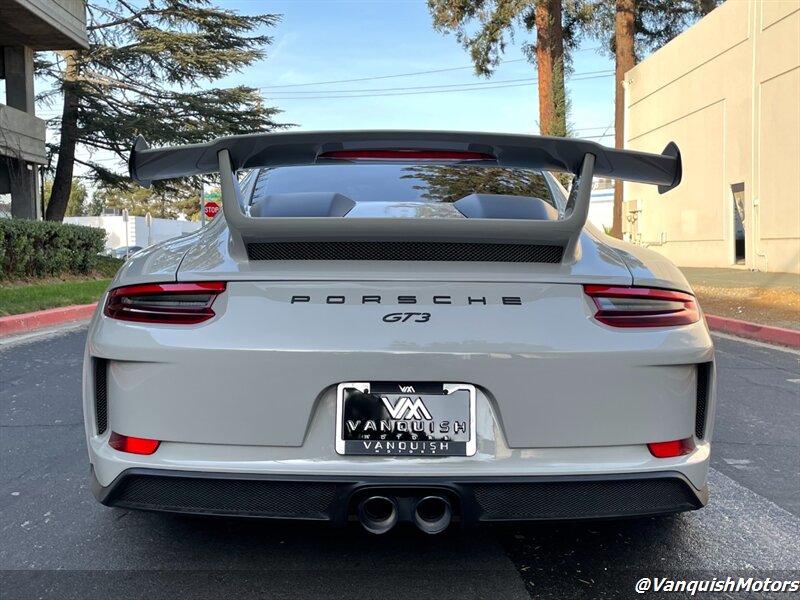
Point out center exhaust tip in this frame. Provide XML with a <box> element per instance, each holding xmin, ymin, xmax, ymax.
<box><xmin>358</xmin><ymin>495</ymin><xmax>399</xmax><ymax>535</ymax></box>
<box><xmin>413</xmin><ymin>495</ymin><xmax>452</xmax><ymax>535</ymax></box>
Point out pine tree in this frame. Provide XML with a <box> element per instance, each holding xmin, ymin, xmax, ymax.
<box><xmin>573</xmin><ymin>0</ymin><xmax>721</xmax><ymax>237</ymax></box>
<box><xmin>38</xmin><ymin>0</ymin><xmax>286</xmax><ymax>222</ymax></box>
<box><xmin>427</xmin><ymin>0</ymin><xmax>580</xmax><ymax>137</ymax></box>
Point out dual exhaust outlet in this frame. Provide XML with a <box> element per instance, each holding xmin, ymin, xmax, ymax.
<box><xmin>357</xmin><ymin>494</ymin><xmax>452</xmax><ymax>535</ymax></box>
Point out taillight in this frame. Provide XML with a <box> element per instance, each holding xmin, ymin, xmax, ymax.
<box><xmin>584</xmin><ymin>285</ymin><xmax>699</xmax><ymax>328</ymax></box>
<box><xmin>318</xmin><ymin>149</ymin><xmax>495</xmax><ymax>161</ymax></box>
<box><xmin>104</xmin><ymin>282</ymin><xmax>226</xmax><ymax>324</ymax></box>
<box><xmin>109</xmin><ymin>432</ymin><xmax>160</xmax><ymax>455</ymax></box>
<box><xmin>648</xmin><ymin>438</ymin><xmax>694</xmax><ymax>458</ymax></box>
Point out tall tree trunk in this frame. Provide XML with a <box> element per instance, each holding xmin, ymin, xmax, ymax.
<box><xmin>535</xmin><ymin>0</ymin><xmax>565</xmax><ymax>136</ymax></box>
<box><xmin>611</xmin><ymin>0</ymin><xmax>635</xmax><ymax>239</ymax></box>
<box><xmin>46</xmin><ymin>51</ymin><xmax>81</xmax><ymax>222</ymax></box>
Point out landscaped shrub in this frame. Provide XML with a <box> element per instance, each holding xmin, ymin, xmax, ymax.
<box><xmin>0</xmin><ymin>218</ymin><xmax>106</xmax><ymax>280</ymax></box>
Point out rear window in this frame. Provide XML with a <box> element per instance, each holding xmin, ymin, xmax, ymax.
<box><xmin>251</xmin><ymin>164</ymin><xmax>559</xmax><ymax>208</ymax></box>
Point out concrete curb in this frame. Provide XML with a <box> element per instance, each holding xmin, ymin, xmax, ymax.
<box><xmin>0</xmin><ymin>303</ymin><xmax>97</xmax><ymax>337</ymax></box>
<box><xmin>705</xmin><ymin>314</ymin><xmax>800</xmax><ymax>348</ymax></box>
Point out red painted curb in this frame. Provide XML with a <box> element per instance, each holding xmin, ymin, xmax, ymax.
<box><xmin>0</xmin><ymin>303</ymin><xmax>98</xmax><ymax>337</ymax></box>
<box><xmin>705</xmin><ymin>314</ymin><xmax>800</xmax><ymax>348</ymax></box>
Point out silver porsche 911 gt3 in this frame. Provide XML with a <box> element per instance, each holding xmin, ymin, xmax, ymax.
<box><xmin>83</xmin><ymin>131</ymin><xmax>715</xmax><ymax>534</ymax></box>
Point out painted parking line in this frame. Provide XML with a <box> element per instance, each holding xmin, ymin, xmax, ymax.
<box><xmin>711</xmin><ymin>332</ymin><xmax>800</xmax><ymax>356</ymax></box>
<box><xmin>0</xmin><ymin>321</ymin><xmax>89</xmax><ymax>349</ymax></box>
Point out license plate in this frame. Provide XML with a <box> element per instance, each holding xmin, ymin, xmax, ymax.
<box><xmin>335</xmin><ymin>382</ymin><xmax>476</xmax><ymax>456</ymax></box>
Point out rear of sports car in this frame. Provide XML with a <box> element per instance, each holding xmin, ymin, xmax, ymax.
<box><xmin>83</xmin><ymin>132</ymin><xmax>714</xmax><ymax>533</ymax></box>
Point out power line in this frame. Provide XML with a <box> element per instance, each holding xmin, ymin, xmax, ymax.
<box><xmin>37</xmin><ymin>50</ymin><xmax>608</xmax><ymax>106</ymax></box>
<box><xmin>34</xmin><ymin>69</ymin><xmax>611</xmax><ymax>106</ymax></box>
<box><xmin>264</xmin><ymin>69</ymin><xmax>613</xmax><ymax>95</ymax></box>
<box><xmin>600</xmin><ymin>119</ymin><xmax>614</xmax><ymax>139</ymax></box>
<box><xmin>263</xmin><ymin>72</ymin><xmax>613</xmax><ymax>100</ymax></box>
<box><xmin>266</xmin><ymin>76</ymin><xmax>536</xmax><ymax>95</ymax></box>
<box><xmin>258</xmin><ymin>60</ymin><xmax>529</xmax><ymax>90</ymax></box>
<box><xmin>264</xmin><ymin>81</ymin><xmax>525</xmax><ymax>99</ymax></box>
<box><xmin>572</xmin><ymin>125</ymin><xmax>615</xmax><ymax>132</ymax></box>
<box><xmin>259</xmin><ymin>47</ymin><xmax>601</xmax><ymax>90</ymax></box>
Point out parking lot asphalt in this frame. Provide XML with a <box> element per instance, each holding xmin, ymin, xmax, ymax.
<box><xmin>1</xmin><ymin>327</ymin><xmax>798</xmax><ymax>599</ymax></box>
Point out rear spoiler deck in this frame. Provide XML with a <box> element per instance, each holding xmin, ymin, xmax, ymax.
<box><xmin>129</xmin><ymin>130</ymin><xmax>681</xmax><ymax>262</ymax></box>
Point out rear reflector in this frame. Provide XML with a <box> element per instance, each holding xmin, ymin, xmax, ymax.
<box><xmin>318</xmin><ymin>149</ymin><xmax>495</xmax><ymax>161</ymax></box>
<box><xmin>584</xmin><ymin>285</ymin><xmax>699</xmax><ymax>328</ymax></box>
<box><xmin>109</xmin><ymin>432</ymin><xmax>160</xmax><ymax>455</ymax></box>
<box><xmin>104</xmin><ymin>282</ymin><xmax>225</xmax><ymax>324</ymax></box>
<box><xmin>648</xmin><ymin>438</ymin><xmax>694</xmax><ymax>458</ymax></box>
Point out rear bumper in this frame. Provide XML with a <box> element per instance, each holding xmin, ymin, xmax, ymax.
<box><xmin>92</xmin><ymin>467</ymin><xmax>707</xmax><ymax>525</ymax></box>
<box><xmin>85</xmin><ymin>281</ymin><xmax>716</xmax><ymax>451</ymax></box>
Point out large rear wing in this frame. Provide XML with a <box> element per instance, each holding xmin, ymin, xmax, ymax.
<box><xmin>129</xmin><ymin>130</ymin><xmax>681</xmax><ymax>262</ymax></box>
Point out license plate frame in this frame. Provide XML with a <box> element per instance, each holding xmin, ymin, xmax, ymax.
<box><xmin>335</xmin><ymin>382</ymin><xmax>477</xmax><ymax>457</ymax></box>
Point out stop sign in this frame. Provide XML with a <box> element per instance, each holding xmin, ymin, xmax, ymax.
<box><xmin>204</xmin><ymin>201</ymin><xmax>220</xmax><ymax>219</ymax></box>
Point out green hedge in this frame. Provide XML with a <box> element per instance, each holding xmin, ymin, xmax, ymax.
<box><xmin>0</xmin><ymin>218</ymin><xmax>106</xmax><ymax>280</ymax></box>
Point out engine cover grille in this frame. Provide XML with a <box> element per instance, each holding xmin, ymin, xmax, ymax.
<box><xmin>247</xmin><ymin>241</ymin><xmax>564</xmax><ymax>263</ymax></box>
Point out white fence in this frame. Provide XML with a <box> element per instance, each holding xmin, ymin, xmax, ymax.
<box><xmin>64</xmin><ymin>215</ymin><xmax>201</xmax><ymax>251</ymax></box>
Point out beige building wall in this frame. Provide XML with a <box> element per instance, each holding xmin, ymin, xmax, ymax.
<box><xmin>623</xmin><ymin>0</ymin><xmax>800</xmax><ymax>274</ymax></box>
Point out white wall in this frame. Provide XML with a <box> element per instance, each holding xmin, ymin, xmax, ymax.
<box><xmin>65</xmin><ymin>215</ymin><xmax>200</xmax><ymax>250</ymax></box>
<box><xmin>623</xmin><ymin>0</ymin><xmax>800</xmax><ymax>274</ymax></box>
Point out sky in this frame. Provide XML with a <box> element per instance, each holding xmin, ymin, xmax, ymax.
<box><xmin>38</xmin><ymin>0</ymin><xmax>619</xmax><ymax>180</ymax></box>
<box><xmin>224</xmin><ymin>0</ymin><xmax>617</xmax><ymax>137</ymax></box>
